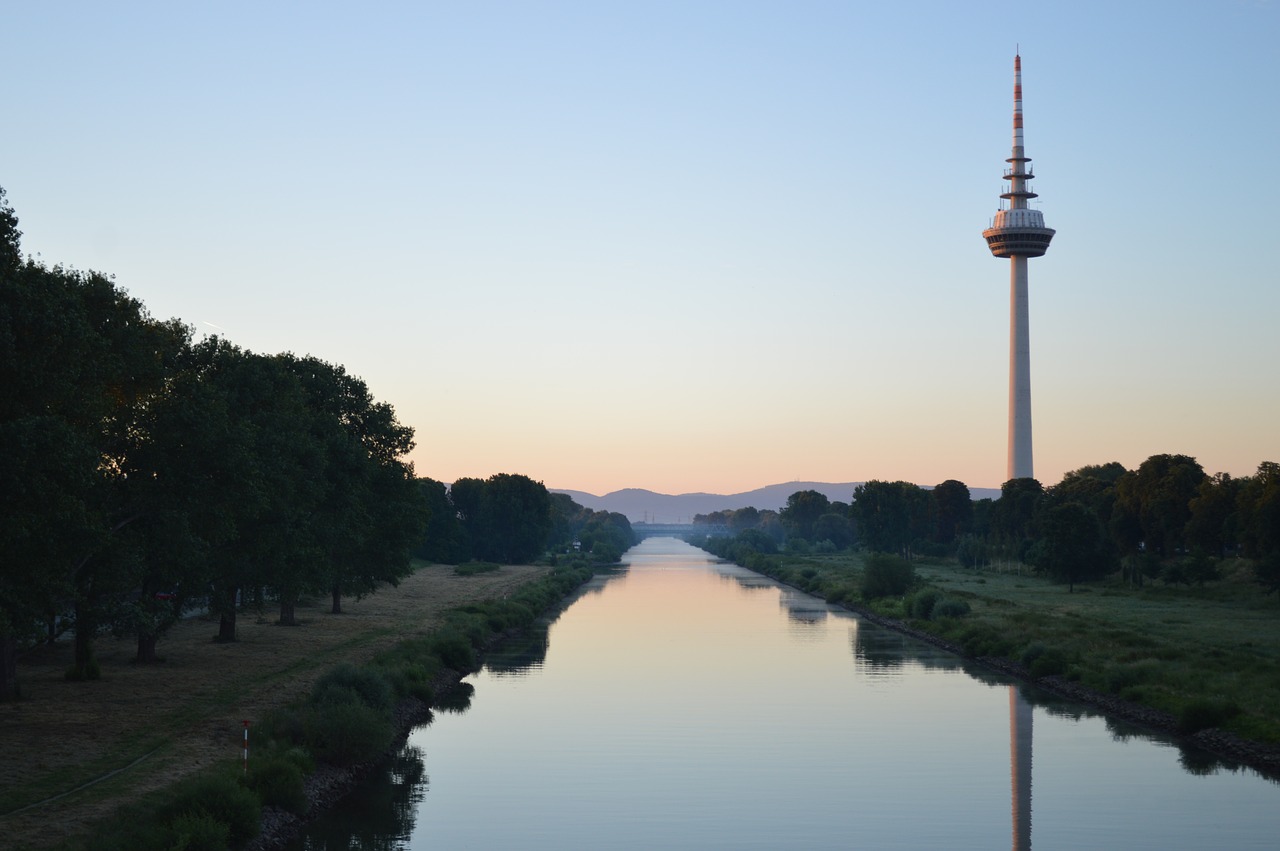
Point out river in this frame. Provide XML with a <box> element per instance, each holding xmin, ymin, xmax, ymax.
<box><xmin>290</xmin><ymin>537</ymin><xmax>1280</xmax><ymax>849</ymax></box>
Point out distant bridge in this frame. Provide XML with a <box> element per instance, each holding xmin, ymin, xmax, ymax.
<box><xmin>632</xmin><ymin>523</ymin><xmax>728</xmax><ymax>540</ymax></box>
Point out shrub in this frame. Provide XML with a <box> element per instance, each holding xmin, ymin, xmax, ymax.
<box><xmin>158</xmin><ymin>773</ymin><xmax>261</xmax><ymax>845</ymax></box>
<box><xmin>455</xmin><ymin>560</ymin><xmax>501</xmax><ymax>576</ymax></box>
<box><xmin>429</xmin><ymin>630</ymin><xmax>477</xmax><ymax>671</ymax></box>
<box><xmin>246</xmin><ymin>757</ymin><xmax>308</xmax><ymax>814</ymax></box>
<box><xmin>167</xmin><ymin>811</ymin><xmax>230</xmax><ymax>851</ymax></box>
<box><xmin>304</xmin><ymin>696</ymin><xmax>394</xmax><ymax>766</ymax></box>
<box><xmin>907</xmin><ymin>589</ymin><xmax>943</xmax><ymax>620</ymax></box>
<box><xmin>787</xmin><ymin>537</ymin><xmax>811</xmax><ymax>554</ymax></box>
<box><xmin>931</xmin><ymin>598</ymin><xmax>971</xmax><ymax>619</ymax></box>
<box><xmin>1028</xmin><ymin>648</ymin><xmax>1068</xmax><ymax>678</ymax></box>
<box><xmin>860</xmin><ymin>553</ymin><xmax>915</xmax><ymax>600</ymax></box>
<box><xmin>380</xmin><ymin>660</ymin><xmax>436</xmax><ymax>702</ymax></box>
<box><xmin>310</xmin><ymin>664</ymin><xmax>394</xmax><ymax>716</ymax></box>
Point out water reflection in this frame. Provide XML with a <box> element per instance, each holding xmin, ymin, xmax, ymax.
<box><xmin>295</xmin><ymin>746</ymin><xmax>428</xmax><ymax>851</ymax></box>
<box><xmin>1010</xmin><ymin>686</ymin><xmax>1033</xmax><ymax>851</ymax></box>
<box><xmin>292</xmin><ymin>539</ymin><xmax>1280</xmax><ymax>849</ymax></box>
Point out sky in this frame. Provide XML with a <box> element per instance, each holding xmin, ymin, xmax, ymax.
<box><xmin>4</xmin><ymin>1</ymin><xmax>1278</xmax><ymax>496</ymax></box>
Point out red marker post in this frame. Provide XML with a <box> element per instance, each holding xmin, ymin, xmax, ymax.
<box><xmin>242</xmin><ymin>720</ymin><xmax>250</xmax><ymax>775</ymax></box>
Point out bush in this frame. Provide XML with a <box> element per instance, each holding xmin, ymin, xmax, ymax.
<box><xmin>907</xmin><ymin>589</ymin><xmax>943</xmax><ymax>620</ymax></box>
<box><xmin>786</xmin><ymin>537</ymin><xmax>811</xmax><ymax>554</ymax></box>
<box><xmin>860</xmin><ymin>553</ymin><xmax>915</xmax><ymax>600</ymax></box>
<box><xmin>304</xmin><ymin>696</ymin><xmax>394</xmax><ymax>766</ymax></box>
<box><xmin>168</xmin><ymin>811</ymin><xmax>230</xmax><ymax>851</ymax></box>
<box><xmin>246</xmin><ymin>757</ymin><xmax>308</xmax><ymax>814</ymax></box>
<box><xmin>429</xmin><ymin>629</ymin><xmax>477</xmax><ymax>671</ymax></box>
<box><xmin>931</xmin><ymin>598</ymin><xmax>971</xmax><ymax>619</ymax></box>
<box><xmin>1028</xmin><ymin>648</ymin><xmax>1068</xmax><ymax>678</ymax></box>
<box><xmin>310</xmin><ymin>664</ymin><xmax>394</xmax><ymax>715</ymax></box>
<box><xmin>158</xmin><ymin>773</ymin><xmax>261</xmax><ymax>846</ymax></box>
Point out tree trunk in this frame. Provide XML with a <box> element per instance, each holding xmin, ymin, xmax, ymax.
<box><xmin>136</xmin><ymin>632</ymin><xmax>160</xmax><ymax>663</ymax></box>
<box><xmin>73</xmin><ymin>600</ymin><xmax>98</xmax><ymax>679</ymax></box>
<box><xmin>330</xmin><ymin>584</ymin><xmax>342</xmax><ymax>615</ymax></box>
<box><xmin>278</xmin><ymin>596</ymin><xmax>297</xmax><ymax>626</ymax></box>
<box><xmin>215</xmin><ymin>586</ymin><xmax>238</xmax><ymax>643</ymax></box>
<box><xmin>0</xmin><ymin>634</ymin><xmax>18</xmax><ymax>701</ymax></box>
<box><xmin>218</xmin><ymin>608</ymin><xmax>237</xmax><ymax>642</ymax></box>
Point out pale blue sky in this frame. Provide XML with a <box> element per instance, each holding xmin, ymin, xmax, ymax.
<box><xmin>5</xmin><ymin>1</ymin><xmax>1277</xmax><ymax>495</ymax></box>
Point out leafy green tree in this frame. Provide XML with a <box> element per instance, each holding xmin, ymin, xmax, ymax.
<box><xmin>414</xmin><ymin>478</ymin><xmax>466</xmax><ymax>564</ymax></box>
<box><xmin>780</xmin><ymin>490</ymin><xmax>831</xmax><ymax>542</ymax></box>
<box><xmin>277</xmin><ymin>355</ymin><xmax>423</xmax><ymax>616</ymax></box>
<box><xmin>851</xmin><ymin>481</ymin><xmax>929</xmax><ymax>557</ymax></box>
<box><xmin>1238</xmin><ymin>463</ymin><xmax>1280</xmax><ymax>596</ymax></box>
<box><xmin>813</xmin><ymin>512</ymin><xmax>854</xmax><ymax>550</ymax></box>
<box><xmin>1</xmin><ymin>191</ymin><xmax>188</xmax><ymax>677</ymax></box>
<box><xmin>577</xmin><ymin>511</ymin><xmax>635</xmax><ymax>562</ymax></box>
<box><xmin>452</xmin><ymin>474</ymin><xmax>553</xmax><ymax>564</ymax></box>
<box><xmin>860</xmin><ymin>553</ymin><xmax>915</xmax><ymax>599</ymax></box>
<box><xmin>989</xmin><ymin>478</ymin><xmax>1044</xmax><ymax>566</ymax></box>
<box><xmin>1186</xmin><ymin>473</ymin><xmax>1243</xmax><ymax>557</ymax></box>
<box><xmin>929</xmin><ymin>479</ymin><xmax>972</xmax><ymax>544</ymax></box>
<box><xmin>728</xmin><ymin>506</ymin><xmax>761</xmax><ymax>532</ymax></box>
<box><xmin>1031</xmin><ymin>501</ymin><xmax>1113</xmax><ymax>591</ymax></box>
<box><xmin>1112</xmin><ymin>454</ymin><xmax>1207</xmax><ymax>558</ymax></box>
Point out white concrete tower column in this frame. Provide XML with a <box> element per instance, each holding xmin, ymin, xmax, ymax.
<box><xmin>983</xmin><ymin>54</ymin><xmax>1054</xmax><ymax>482</ymax></box>
<box><xmin>1009</xmin><ymin>256</ymin><xmax>1032</xmax><ymax>479</ymax></box>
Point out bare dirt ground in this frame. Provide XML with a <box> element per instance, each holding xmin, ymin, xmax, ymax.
<box><xmin>0</xmin><ymin>563</ymin><xmax>547</xmax><ymax>849</ymax></box>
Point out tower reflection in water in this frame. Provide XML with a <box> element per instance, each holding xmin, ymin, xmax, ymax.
<box><xmin>1010</xmin><ymin>685</ymin><xmax>1033</xmax><ymax>851</ymax></box>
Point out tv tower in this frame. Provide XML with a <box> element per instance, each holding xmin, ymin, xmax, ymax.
<box><xmin>983</xmin><ymin>54</ymin><xmax>1054</xmax><ymax>481</ymax></box>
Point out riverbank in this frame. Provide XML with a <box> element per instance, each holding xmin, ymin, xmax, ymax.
<box><xmin>696</xmin><ymin>543</ymin><xmax>1280</xmax><ymax>780</ymax></box>
<box><xmin>0</xmin><ymin>562</ymin><xmax>549</xmax><ymax>850</ymax></box>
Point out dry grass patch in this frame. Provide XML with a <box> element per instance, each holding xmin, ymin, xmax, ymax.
<box><xmin>0</xmin><ymin>562</ymin><xmax>547</xmax><ymax>849</ymax></box>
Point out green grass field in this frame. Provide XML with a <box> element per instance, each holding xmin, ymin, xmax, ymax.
<box><xmin>760</xmin><ymin>550</ymin><xmax>1280</xmax><ymax>743</ymax></box>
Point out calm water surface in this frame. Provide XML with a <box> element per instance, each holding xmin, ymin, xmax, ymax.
<box><xmin>294</xmin><ymin>538</ymin><xmax>1279</xmax><ymax>849</ymax></box>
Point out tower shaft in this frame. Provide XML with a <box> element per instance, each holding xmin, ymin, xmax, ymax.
<box><xmin>1009</xmin><ymin>258</ymin><xmax>1033</xmax><ymax>480</ymax></box>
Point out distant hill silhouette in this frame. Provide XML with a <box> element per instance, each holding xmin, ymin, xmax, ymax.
<box><xmin>553</xmin><ymin>481</ymin><xmax>1001</xmax><ymax>524</ymax></box>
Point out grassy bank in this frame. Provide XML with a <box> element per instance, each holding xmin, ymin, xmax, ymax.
<box><xmin>0</xmin><ymin>560</ymin><xmax>598</xmax><ymax>850</ymax></box>
<box><xmin>702</xmin><ymin>544</ymin><xmax>1280</xmax><ymax>746</ymax></box>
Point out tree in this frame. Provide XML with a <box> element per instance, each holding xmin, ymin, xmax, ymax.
<box><xmin>277</xmin><ymin>355</ymin><xmax>423</xmax><ymax>616</ymax></box>
<box><xmin>451</xmin><ymin>474</ymin><xmax>553</xmax><ymax>565</ymax></box>
<box><xmin>1186</xmin><ymin>473</ymin><xmax>1242</xmax><ymax>557</ymax></box>
<box><xmin>414</xmin><ymin>478</ymin><xmax>466</xmax><ymax>564</ymax></box>
<box><xmin>577</xmin><ymin>511</ymin><xmax>635</xmax><ymax>562</ymax></box>
<box><xmin>1</xmin><ymin>191</ymin><xmax>189</xmax><ymax>677</ymax></box>
<box><xmin>1112</xmin><ymin>454</ymin><xmax>1207</xmax><ymax>558</ymax></box>
<box><xmin>1032</xmin><ymin>501</ymin><xmax>1112</xmax><ymax>591</ymax></box>
<box><xmin>780</xmin><ymin>490</ymin><xmax>831</xmax><ymax>542</ymax></box>
<box><xmin>929</xmin><ymin>479</ymin><xmax>972</xmax><ymax>545</ymax></box>
<box><xmin>1238</xmin><ymin>463</ymin><xmax>1280</xmax><ymax>597</ymax></box>
<box><xmin>851</xmin><ymin>481</ymin><xmax>929</xmax><ymax>557</ymax></box>
<box><xmin>813</xmin><ymin>513</ymin><xmax>854</xmax><ymax>550</ymax></box>
<box><xmin>989</xmin><ymin>478</ymin><xmax>1044</xmax><ymax>566</ymax></box>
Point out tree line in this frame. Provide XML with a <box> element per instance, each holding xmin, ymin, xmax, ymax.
<box><xmin>0</xmin><ymin>188</ymin><xmax>635</xmax><ymax>702</ymax></box>
<box><xmin>694</xmin><ymin>456</ymin><xmax>1280</xmax><ymax>594</ymax></box>
<box><xmin>0</xmin><ymin>188</ymin><xmax>432</xmax><ymax>699</ymax></box>
<box><xmin>412</xmin><ymin>475</ymin><xmax>635</xmax><ymax>566</ymax></box>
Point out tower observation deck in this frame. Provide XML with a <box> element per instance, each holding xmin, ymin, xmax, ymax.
<box><xmin>983</xmin><ymin>54</ymin><xmax>1054</xmax><ymax>482</ymax></box>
